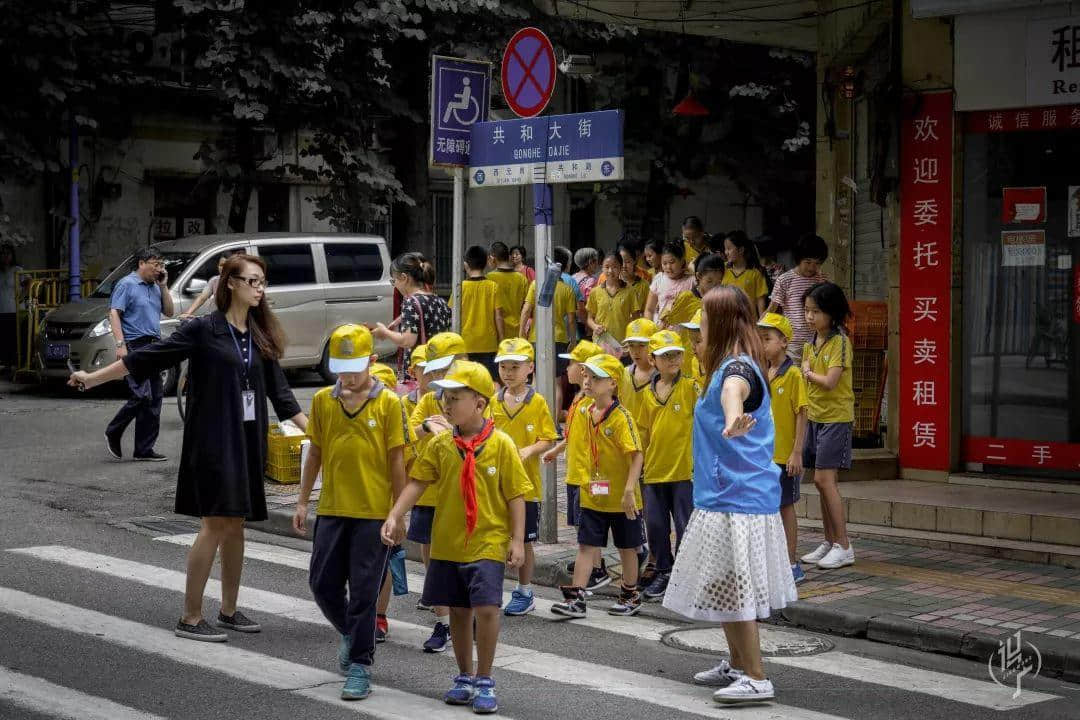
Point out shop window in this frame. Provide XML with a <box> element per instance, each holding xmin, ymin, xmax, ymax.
<box><xmin>257</xmin><ymin>244</ymin><xmax>316</xmax><ymax>286</ymax></box>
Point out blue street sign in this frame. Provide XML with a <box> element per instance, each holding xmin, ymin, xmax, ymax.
<box><xmin>469</xmin><ymin>110</ymin><xmax>624</xmax><ymax>188</ymax></box>
<box><xmin>431</xmin><ymin>55</ymin><xmax>492</xmax><ymax>168</ymax></box>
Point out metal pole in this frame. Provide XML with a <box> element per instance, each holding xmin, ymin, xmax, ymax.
<box><xmin>450</xmin><ymin>166</ymin><xmax>465</xmax><ymax>332</ymax></box>
<box><xmin>533</xmin><ymin>178</ymin><xmax>558</xmax><ymax>543</ymax></box>
<box><xmin>69</xmin><ymin>121</ymin><xmax>81</xmax><ymax>302</ymax></box>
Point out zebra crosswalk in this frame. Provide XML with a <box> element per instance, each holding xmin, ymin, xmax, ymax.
<box><xmin>0</xmin><ymin>533</ymin><xmax>1069</xmax><ymax>720</ymax></box>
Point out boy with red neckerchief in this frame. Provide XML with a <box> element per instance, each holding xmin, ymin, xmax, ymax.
<box><xmin>382</xmin><ymin>360</ymin><xmax>530</xmax><ymax>715</ymax></box>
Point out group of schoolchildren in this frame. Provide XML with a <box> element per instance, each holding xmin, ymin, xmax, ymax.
<box><xmin>288</xmin><ymin>222</ymin><xmax>857</xmax><ymax>713</ymax></box>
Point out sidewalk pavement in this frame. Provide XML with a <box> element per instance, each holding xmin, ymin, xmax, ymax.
<box><xmin>255</xmin><ymin>476</ymin><xmax>1080</xmax><ymax>681</ymax></box>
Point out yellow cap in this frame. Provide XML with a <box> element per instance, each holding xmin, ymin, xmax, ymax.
<box><xmin>559</xmin><ymin>339</ymin><xmax>603</xmax><ymax>363</ymax></box>
<box><xmin>495</xmin><ymin>337</ymin><xmax>534</xmax><ymax>363</ymax></box>
<box><xmin>409</xmin><ymin>343</ymin><xmax>428</xmax><ymax>371</ymax></box>
<box><xmin>757</xmin><ymin>312</ymin><xmax>793</xmax><ymax>340</ymax></box>
<box><xmin>624</xmin><ymin>318</ymin><xmax>659</xmax><ymax>343</ymax></box>
<box><xmin>424</xmin><ymin>332</ymin><xmax>467</xmax><ymax>373</ymax></box>
<box><xmin>370</xmin><ymin>362</ymin><xmax>397</xmax><ymax>388</ymax></box>
<box><xmin>430</xmin><ymin>360</ymin><xmax>496</xmax><ymax>398</ymax></box>
<box><xmin>649</xmin><ymin>330</ymin><xmax>685</xmax><ymax>356</ymax></box>
<box><xmin>581</xmin><ymin>353</ymin><xmax>624</xmax><ymax>379</ymax></box>
<box><xmin>680</xmin><ymin>308</ymin><xmax>703</xmax><ymax>331</ymax></box>
<box><xmin>328</xmin><ymin>324</ymin><xmax>374</xmax><ymax>373</ymax></box>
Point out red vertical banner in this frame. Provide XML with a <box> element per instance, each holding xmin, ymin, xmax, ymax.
<box><xmin>899</xmin><ymin>91</ymin><xmax>953</xmax><ymax>471</ymax></box>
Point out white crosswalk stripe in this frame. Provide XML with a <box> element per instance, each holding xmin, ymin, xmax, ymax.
<box><xmin>153</xmin><ymin>534</ymin><xmax>1059</xmax><ymax>711</ymax></box>
<box><xmin>0</xmin><ymin>586</ymin><xmax>523</xmax><ymax>720</ymax></box>
<box><xmin>9</xmin><ymin>545</ymin><xmax>849</xmax><ymax>720</ymax></box>
<box><xmin>0</xmin><ymin>665</ymin><xmax>168</xmax><ymax>720</ymax></box>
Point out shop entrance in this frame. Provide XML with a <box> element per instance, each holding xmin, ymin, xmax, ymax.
<box><xmin>962</xmin><ymin>115</ymin><xmax>1080</xmax><ymax>478</ymax></box>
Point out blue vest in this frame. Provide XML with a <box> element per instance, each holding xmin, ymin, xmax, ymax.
<box><xmin>692</xmin><ymin>355</ymin><xmax>780</xmax><ymax>514</ymax></box>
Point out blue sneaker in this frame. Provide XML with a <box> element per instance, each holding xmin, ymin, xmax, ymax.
<box><xmin>444</xmin><ymin>674</ymin><xmax>475</xmax><ymax>705</ymax></box>
<box><xmin>504</xmin><ymin>588</ymin><xmax>535</xmax><ymax>616</ymax></box>
<box><xmin>424</xmin><ymin>621</ymin><xmax>451</xmax><ymax>653</ymax></box>
<box><xmin>338</xmin><ymin>634</ymin><xmax>351</xmax><ymax>674</ymax></box>
<box><xmin>341</xmin><ymin>663</ymin><xmax>371</xmax><ymax>700</ymax></box>
<box><xmin>472</xmin><ymin>676</ymin><xmax>497</xmax><ymax>714</ymax></box>
<box><xmin>792</xmin><ymin>563</ymin><xmax>807</xmax><ymax>585</ymax></box>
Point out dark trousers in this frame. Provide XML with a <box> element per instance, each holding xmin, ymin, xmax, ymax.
<box><xmin>643</xmin><ymin>480</ymin><xmax>694</xmax><ymax>572</ymax></box>
<box><xmin>310</xmin><ymin>517</ymin><xmax>390</xmax><ymax>666</ymax></box>
<box><xmin>105</xmin><ymin>336</ymin><xmax>163</xmax><ymax>457</ymax></box>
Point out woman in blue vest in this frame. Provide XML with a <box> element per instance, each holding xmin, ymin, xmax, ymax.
<box><xmin>663</xmin><ymin>285</ymin><xmax>797</xmax><ymax>706</ymax></box>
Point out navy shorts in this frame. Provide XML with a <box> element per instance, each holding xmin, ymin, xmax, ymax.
<box><xmin>525</xmin><ymin>501</ymin><xmax>540</xmax><ymax>543</ymax></box>
<box><xmin>777</xmin><ymin>464</ymin><xmax>801</xmax><ymax>507</ymax></box>
<box><xmin>803</xmin><ymin>421</ymin><xmax>853</xmax><ymax>471</ymax></box>
<box><xmin>555</xmin><ymin>342</ymin><xmax>570</xmax><ymax>376</ymax></box>
<box><xmin>471</xmin><ymin>352</ymin><xmax>500</xmax><ymax>382</ymax></box>
<box><xmin>566</xmin><ymin>485</ymin><xmax>581</xmax><ymax>526</ymax></box>
<box><xmin>577</xmin><ymin>508</ymin><xmax>644</xmax><ymax>549</ymax></box>
<box><xmin>421</xmin><ymin>559</ymin><xmax>505</xmax><ymax>609</ymax></box>
<box><xmin>406</xmin><ymin>506</ymin><xmax>435</xmax><ymax>544</ymax></box>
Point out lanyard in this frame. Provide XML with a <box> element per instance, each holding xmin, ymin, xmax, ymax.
<box><xmin>227</xmin><ymin>323</ymin><xmax>253</xmax><ymax>390</ymax></box>
<box><xmin>587</xmin><ymin>398</ymin><xmax>620</xmax><ymax>476</ymax></box>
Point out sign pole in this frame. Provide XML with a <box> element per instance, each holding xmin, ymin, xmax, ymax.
<box><xmin>451</xmin><ymin>167</ymin><xmax>466</xmax><ymax>333</ymax></box>
<box><xmin>532</xmin><ymin>176</ymin><xmax>558</xmax><ymax>543</ymax></box>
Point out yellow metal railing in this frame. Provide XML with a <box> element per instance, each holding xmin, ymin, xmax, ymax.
<box><xmin>12</xmin><ymin>270</ymin><xmax>98</xmax><ymax>380</ymax></box>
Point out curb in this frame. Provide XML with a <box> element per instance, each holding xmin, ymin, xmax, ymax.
<box><xmin>254</xmin><ymin>506</ymin><xmax>1080</xmax><ymax>682</ymax></box>
<box><xmin>781</xmin><ymin>604</ymin><xmax>1080</xmax><ymax>683</ymax></box>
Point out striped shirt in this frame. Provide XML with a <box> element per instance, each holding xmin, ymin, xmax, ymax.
<box><xmin>769</xmin><ymin>269</ymin><xmax>828</xmax><ymax>360</ymax></box>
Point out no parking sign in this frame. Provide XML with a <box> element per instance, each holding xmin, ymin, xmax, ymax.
<box><xmin>501</xmin><ymin>28</ymin><xmax>556</xmax><ymax>118</ymax></box>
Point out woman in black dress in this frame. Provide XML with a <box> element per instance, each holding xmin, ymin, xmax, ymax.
<box><xmin>69</xmin><ymin>254</ymin><xmax>308</xmax><ymax>642</ymax></box>
<box><xmin>371</xmin><ymin>252</ymin><xmax>451</xmax><ymax>378</ymax></box>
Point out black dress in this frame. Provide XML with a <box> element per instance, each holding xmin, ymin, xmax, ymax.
<box><xmin>123</xmin><ymin>311</ymin><xmax>302</xmax><ymax>520</ymax></box>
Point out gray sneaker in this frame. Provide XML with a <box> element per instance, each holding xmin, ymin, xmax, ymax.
<box><xmin>217</xmin><ymin>610</ymin><xmax>261</xmax><ymax>633</ymax></box>
<box><xmin>175</xmin><ymin>618</ymin><xmax>227</xmax><ymax>642</ymax></box>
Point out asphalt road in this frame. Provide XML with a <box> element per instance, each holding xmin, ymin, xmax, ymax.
<box><xmin>3</xmin><ymin>375</ymin><xmax>1080</xmax><ymax>720</ymax></box>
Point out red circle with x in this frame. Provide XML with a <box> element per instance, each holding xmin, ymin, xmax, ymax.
<box><xmin>501</xmin><ymin>27</ymin><xmax>556</xmax><ymax>118</ymax></box>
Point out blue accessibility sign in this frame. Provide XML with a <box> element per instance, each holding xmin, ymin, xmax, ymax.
<box><xmin>431</xmin><ymin>55</ymin><xmax>492</xmax><ymax>168</ymax></box>
<box><xmin>469</xmin><ymin>110</ymin><xmax>624</xmax><ymax>187</ymax></box>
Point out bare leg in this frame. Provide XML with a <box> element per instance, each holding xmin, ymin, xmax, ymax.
<box><xmin>721</xmin><ymin>623</ymin><xmax>743</xmax><ymax>671</ymax></box>
<box><xmin>724</xmin><ymin>621</ymin><xmax>766</xmax><ymax>680</ymax></box>
<box><xmin>519</xmin><ymin>544</ymin><xmax>535</xmax><ymax>586</ymax></box>
<box><xmin>815</xmin><ymin>472</ymin><xmax>835</xmax><ymax>545</ymax></box>
<box><xmin>617</xmin><ymin>547</ymin><xmax>639</xmax><ymax>587</ymax></box>
<box><xmin>183</xmin><ymin>517</ymin><xmax>224</xmax><ymax>624</ymax></box>
<box><xmin>815</xmin><ymin>470</ymin><xmax>849</xmax><ymax>547</ymax></box>
<box><xmin>779</xmin><ymin>504</ymin><xmax>799</xmax><ymax>564</ymax></box>
<box><xmin>593</xmin><ymin>546</ymin><xmax>603</xmax><ymax>570</ymax></box>
<box><xmin>571</xmin><ymin>546</ymin><xmax>595</xmax><ymax>588</ymax></box>
<box><xmin>448</xmin><ymin>607</ymin><xmax>474</xmax><ymax>675</ymax></box>
<box><xmin>474</xmin><ymin>606</ymin><xmax>501</xmax><ymax>677</ymax></box>
<box><xmin>218</xmin><ymin>517</ymin><xmax>246</xmax><ymax>616</ymax></box>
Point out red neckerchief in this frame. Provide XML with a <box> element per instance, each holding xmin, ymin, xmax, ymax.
<box><xmin>453</xmin><ymin>419</ymin><xmax>495</xmax><ymax>548</ymax></box>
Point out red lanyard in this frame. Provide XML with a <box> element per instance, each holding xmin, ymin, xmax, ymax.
<box><xmin>588</xmin><ymin>399</ymin><xmax>620</xmax><ymax>475</ymax></box>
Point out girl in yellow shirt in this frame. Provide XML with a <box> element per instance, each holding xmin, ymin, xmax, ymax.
<box><xmin>721</xmin><ymin>230</ymin><xmax>769</xmax><ymax>317</ymax></box>
<box><xmin>587</xmin><ymin>252</ymin><xmax>637</xmax><ymax>345</ymax></box>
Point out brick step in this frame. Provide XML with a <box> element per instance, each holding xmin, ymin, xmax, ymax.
<box><xmin>796</xmin><ymin>479</ymin><xmax>1080</xmax><ymax>548</ymax></box>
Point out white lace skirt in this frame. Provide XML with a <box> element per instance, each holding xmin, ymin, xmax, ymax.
<box><xmin>662</xmin><ymin>509</ymin><xmax>798</xmax><ymax>623</ymax></box>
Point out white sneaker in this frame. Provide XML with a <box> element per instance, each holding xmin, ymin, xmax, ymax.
<box><xmin>800</xmin><ymin>541</ymin><xmax>832</xmax><ymax>564</ymax></box>
<box><xmin>713</xmin><ymin>676</ymin><xmax>775</xmax><ymax>704</ymax></box>
<box><xmin>693</xmin><ymin>659</ymin><xmax>745</xmax><ymax>686</ymax></box>
<box><xmin>817</xmin><ymin>543</ymin><xmax>855</xmax><ymax>569</ymax></box>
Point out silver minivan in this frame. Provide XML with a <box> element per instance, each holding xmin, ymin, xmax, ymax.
<box><xmin>38</xmin><ymin>233</ymin><xmax>396</xmax><ymax>389</ymax></box>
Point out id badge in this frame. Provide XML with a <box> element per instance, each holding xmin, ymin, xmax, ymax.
<box><xmin>589</xmin><ymin>481</ymin><xmax>610</xmax><ymax>497</ymax></box>
<box><xmin>242</xmin><ymin>390</ymin><xmax>256</xmax><ymax>422</ymax></box>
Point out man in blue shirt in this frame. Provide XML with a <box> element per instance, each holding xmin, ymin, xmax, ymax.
<box><xmin>105</xmin><ymin>247</ymin><xmax>175</xmax><ymax>461</ymax></box>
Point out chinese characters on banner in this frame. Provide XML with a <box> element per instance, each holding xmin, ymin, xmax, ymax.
<box><xmin>966</xmin><ymin>105</ymin><xmax>1080</xmax><ymax>133</ymax></box>
<box><xmin>964</xmin><ymin>436</ymin><xmax>1080</xmax><ymax>472</ymax></box>
<box><xmin>900</xmin><ymin>92</ymin><xmax>952</xmax><ymax>470</ymax></box>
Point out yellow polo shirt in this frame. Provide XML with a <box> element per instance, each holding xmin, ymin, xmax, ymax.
<box><xmin>307</xmin><ymin>383</ymin><xmax>409</xmax><ymax>519</ymax></box>
<box><xmin>563</xmin><ymin>394</ymin><xmax>594</xmax><ymax>487</ymax></box>
<box><xmin>460</xmin><ymin>277</ymin><xmax>501</xmax><ymax>353</ymax></box>
<box><xmin>803</xmin><ymin>332</ymin><xmax>854</xmax><ymax>423</ymax></box>
<box><xmin>525</xmin><ymin>280</ymin><xmax>576</xmax><ymax>344</ymax></box>
<box><xmin>684</xmin><ymin>241</ymin><xmax>700</xmax><ymax>266</ymax></box>
<box><xmin>577</xmin><ymin>402</ymin><xmax>644</xmax><ymax>513</ymax></box>
<box><xmin>491</xmin><ymin>388</ymin><xmax>558</xmax><ymax>502</ymax></box>
<box><xmin>620</xmin><ymin>363</ymin><xmax>654</xmax><ymax>427</ymax></box>
<box><xmin>586</xmin><ymin>284</ymin><xmax>636</xmax><ymax>343</ymax></box>
<box><xmin>409</xmin><ymin>391</ymin><xmax>443</xmax><ymax>507</ymax></box>
<box><xmin>487</xmin><ymin>268</ymin><xmax>529</xmax><ymax>339</ymax></box>
<box><xmin>769</xmin><ymin>359</ymin><xmax>809</xmax><ymax>464</ymax></box>
<box><xmin>412</xmin><ymin>428</ymin><xmax>531</xmax><ymax>563</ymax></box>
<box><xmin>636</xmin><ymin>375</ymin><xmax>699</xmax><ymax>484</ymax></box>
<box><xmin>722</xmin><ymin>267</ymin><xmax>769</xmax><ymax>303</ymax></box>
<box><xmin>626</xmin><ymin>278</ymin><xmax>651</xmax><ymax>317</ymax></box>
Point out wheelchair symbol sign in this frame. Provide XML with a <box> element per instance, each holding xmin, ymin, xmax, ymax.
<box><xmin>437</xmin><ymin>68</ymin><xmax>488</xmax><ymax>133</ymax></box>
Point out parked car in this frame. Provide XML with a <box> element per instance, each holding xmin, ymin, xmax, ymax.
<box><xmin>38</xmin><ymin>233</ymin><xmax>396</xmax><ymax>391</ymax></box>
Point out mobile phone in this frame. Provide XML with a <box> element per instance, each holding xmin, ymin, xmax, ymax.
<box><xmin>67</xmin><ymin>359</ymin><xmax>85</xmax><ymax>391</ymax></box>
<box><xmin>156</xmin><ymin>270</ymin><xmax>166</xmax><ymax>282</ymax></box>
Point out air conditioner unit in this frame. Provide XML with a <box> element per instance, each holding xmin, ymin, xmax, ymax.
<box><xmin>558</xmin><ymin>54</ymin><xmax>596</xmax><ymax>77</ymax></box>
